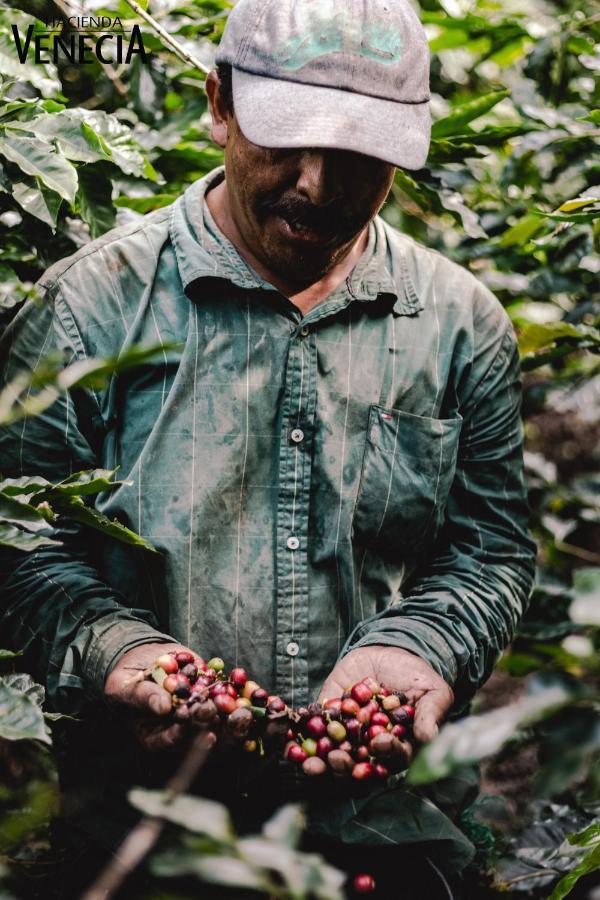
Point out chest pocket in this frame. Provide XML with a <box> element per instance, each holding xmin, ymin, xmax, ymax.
<box><xmin>352</xmin><ymin>405</ymin><xmax>462</xmax><ymax>558</ymax></box>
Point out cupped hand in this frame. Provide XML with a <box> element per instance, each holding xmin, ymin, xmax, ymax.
<box><xmin>317</xmin><ymin>645</ymin><xmax>454</xmax><ymax>760</ymax></box>
<box><xmin>104</xmin><ymin>642</ymin><xmax>212</xmax><ymax>753</ymax></box>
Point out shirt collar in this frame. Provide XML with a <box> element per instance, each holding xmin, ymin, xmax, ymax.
<box><xmin>170</xmin><ymin>166</ymin><xmax>423</xmax><ymax>316</ymax></box>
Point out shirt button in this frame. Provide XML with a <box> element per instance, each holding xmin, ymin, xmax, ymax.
<box><xmin>290</xmin><ymin>428</ymin><xmax>304</xmax><ymax>444</ymax></box>
<box><xmin>286</xmin><ymin>536</ymin><xmax>299</xmax><ymax>550</ymax></box>
<box><xmin>299</xmin><ymin>326</ymin><xmax>310</xmax><ymax>337</ymax></box>
<box><xmin>286</xmin><ymin>641</ymin><xmax>299</xmax><ymax>657</ymax></box>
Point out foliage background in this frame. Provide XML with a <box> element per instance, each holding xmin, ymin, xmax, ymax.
<box><xmin>0</xmin><ymin>0</ymin><xmax>598</xmax><ymax>896</ymax></box>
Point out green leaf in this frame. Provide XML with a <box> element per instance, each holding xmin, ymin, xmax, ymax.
<box><xmin>50</xmin><ymin>469</ymin><xmax>124</xmax><ymax>497</ymax></box>
<box><xmin>549</xmin><ymin>842</ymin><xmax>600</xmax><ymax>900</ymax></box>
<box><xmin>0</xmin><ymin>130</ymin><xmax>77</xmax><ymax>201</ymax></box>
<box><xmin>128</xmin><ymin>788</ymin><xmax>233</xmax><ymax>841</ymax></box>
<box><xmin>0</xmin><ymin>649</ymin><xmax>22</xmax><ymax>659</ymax></box>
<box><xmin>50</xmin><ymin>495</ymin><xmax>158</xmax><ymax>553</ymax></box>
<box><xmin>262</xmin><ymin>804</ymin><xmax>304</xmax><ymax>848</ymax></box>
<box><xmin>570</xmin><ymin>568</ymin><xmax>600</xmax><ymax>626</ymax></box>
<box><xmin>408</xmin><ymin>682</ymin><xmax>574</xmax><ymax>785</ymax></box>
<box><xmin>557</xmin><ymin>196</ymin><xmax>600</xmax><ymax>213</ymax></box>
<box><xmin>568</xmin><ymin>822</ymin><xmax>600</xmax><ymax>847</ymax></box>
<box><xmin>0</xmin><ymin>521</ymin><xmax>60</xmax><ymax>550</ymax></box>
<box><xmin>518</xmin><ymin>322</ymin><xmax>591</xmax><ymax>355</ymax></box>
<box><xmin>431</xmin><ymin>90</ymin><xmax>510</xmax><ymax>139</ymax></box>
<box><xmin>499</xmin><ymin>213</ymin><xmax>545</xmax><ymax>247</ymax></box>
<box><xmin>0</xmin><ymin>677</ymin><xmax>50</xmax><ymax>743</ymax></box>
<box><xmin>11</xmin><ymin>178</ymin><xmax>62</xmax><ymax>227</ymax></box>
<box><xmin>2</xmin><ymin>672</ymin><xmax>44</xmax><ymax>707</ymax></box>
<box><xmin>578</xmin><ymin>110</ymin><xmax>600</xmax><ymax>125</ymax></box>
<box><xmin>0</xmin><ymin>492</ymin><xmax>53</xmax><ymax>531</ymax></box>
<box><xmin>76</xmin><ymin>166</ymin><xmax>116</xmax><ymax>239</ymax></box>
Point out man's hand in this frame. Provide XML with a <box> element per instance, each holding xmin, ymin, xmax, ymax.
<box><xmin>104</xmin><ymin>642</ymin><xmax>209</xmax><ymax>753</ymax></box>
<box><xmin>317</xmin><ymin>645</ymin><xmax>453</xmax><ymax>757</ymax></box>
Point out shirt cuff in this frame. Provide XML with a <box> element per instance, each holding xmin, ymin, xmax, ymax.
<box><xmin>80</xmin><ymin>613</ymin><xmax>177</xmax><ymax>698</ymax></box>
<box><xmin>342</xmin><ymin>617</ymin><xmax>459</xmax><ymax>685</ymax></box>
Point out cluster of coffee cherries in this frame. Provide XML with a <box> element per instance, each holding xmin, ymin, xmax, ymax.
<box><xmin>284</xmin><ymin>676</ymin><xmax>414</xmax><ymax>782</ymax></box>
<box><xmin>144</xmin><ymin>651</ymin><xmax>288</xmax><ymax>751</ymax></box>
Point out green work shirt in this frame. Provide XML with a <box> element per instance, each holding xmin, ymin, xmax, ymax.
<box><xmin>0</xmin><ymin>166</ymin><xmax>536</xmax><ymax>714</ymax></box>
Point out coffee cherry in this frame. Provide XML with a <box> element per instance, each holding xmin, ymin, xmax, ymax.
<box><xmin>352</xmin><ymin>762</ymin><xmax>375</xmax><ymax>781</ymax></box>
<box><xmin>341</xmin><ymin>698</ymin><xmax>361</xmax><ymax>718</ymax></box>
<box><xmin>356</xmin><ymin>706</ymin><xmax>373</xmax><ymax>726</ymax></box>
<box><xmin>379</xmin><ymin>686</ymin><xmax>391</xmax><ymax>697</ymax></box>
<box><xmin>353</xmin><ymin>873</ymin><xmax>376</xmax><ymax>893</ymax></box>
<box><xmin>391</xmin><ymin>724</ymin><xmax>406</xmax><ymax>739</ymax></box>
<box><xmin>243</xmin><ymin>680</ymin><xmax>260</xmax><ymax>700</ymax></box>
<box><xmin>155</xmin><ymin>654</ymin><xmax>178</xmax><ymax>674</ymax></box>
<box><xmin>355</xmin><ymin>745</ymin><xmax>370</xmax><ymax>762</ymax></box>
<box><xmin>402</xmin><ymin>704</ymin><xmax>416</xmax><ymax>719</ymax></box>
<box><xmin>338</xmin><ymin>740</ymin><xmax>353</xmax><ymax>753</ymax></box>
<box><xmin>214</xmin><ymin>693</ymin><xmax>237</xmax><ymax>715</ymax></box>
<box><xmin>175</xmin><ymin>651</ymin><xmax>195</xmax><ymax>667</ymax></box>
<box><xmin>252</xmin><ymin>688</ymin><xmax>268</xmax><ymax>708</ymax></box>
<box><xmin>180</xmin><ymin>663</ymin><xmax>198</xmax><ymax>683</ymax></box>
<box><xmin>230</xmin><ymin>667</ymin><xmax>247</xmax><ymax>688</ymax></box>
<box><xmin>302</xmin><ymin>738</ymin><xmax>318</xmax><ymax>757</ymax></box>
<box><xmin>287</xmin><ymin>744</ymin><xmax>308</xmax><ymax>764</ymax></box>
<box><xmin>303</xmin><ymin>756</ymin><xmax>327</xmax><ymax>776</ymax></box>
<box><xmin>267</xmin><ymin>697</ymin><xmax>287</xmax><ymax>715</ymax></box>
<box><xmin>327</xmin><ymin>721</ymin><xmax>347</xmax><ymax>743</ymax></box>
<box><xmin>226</xmin><ymin>705</ymin><xmax>253</xmax><ymax>737</ymax></box>
<box><xmin>236</xmin><ymin>697</ymin><xmax>252</xmax><ymax>710</ymax></box>
<box><xmin>306</xmin><ymin>716</ymin><xmax>327</xmax><ymax>739</ymax></box>
<box><xmin>345</xmin><ymin>719</ymin><xmax>362</xmax><ymax>743</ymax></box>
<box><xmin>368</xmin><ymin>725</ymin><xmax>387</xmax><ymax>742</ymax></box>
<box><xmin>203</xmin><ymin>667</ymin><xmax>217</xmax><ymax>681</ymax></box>
<box><xmin>374</xmin><ymin>763</ymin><xmax>389</xmax><ymax>780</ymax></box>
<box><xmin>323</xmin><ymin>697</ymin><xmax>342</xmax><ymax>713</ymax></box>
<box><xmin>207</xmin><ymin>657</ymin><xmax>225</xmax><ymax>672</ymax></box>
<box><xmin>163</xmin><ymin>674</ymin><xmax>191</xmax><ymax>698</ymax></box>
<box><xmin>389</xmin><ymin>707</ymin><xmax>410</xmax><ymax>726</ymax></box>
<box><xmin>327</xmin><ymin>749</ymin><xmax>354</xmax><ymax>775</ymax></box>
<box><xmin>369</xmin><ymin>732</ymin><xmax>395</xmax><ymax>758</ymax></box>
<box><xmin>370</xmin><ymin>712</ymin><xmax>390</xmax><ymax>728</ymax></box>
<box><xmin>382</xmin><ymin>694</ymin><xmax>401</xmax><ymax>711</ymax></box>
<box><xmin>361</xmin><ymin>676</ymin><xmax>381</xmax><ymax>695</ymax></box>
<box><xmin>316</xmin><ymin>737</ymin><xmax>334</xmax><ymax>758</ymax></box>
<box><xmin>244</xmin><ymin>740</ymin><xmax>257</xmax><ymax>753</ymax></box>
<box><xmin>351</xmin><ymin>682</ymin><xmax>373</xmax><ymax>706</ymax></box>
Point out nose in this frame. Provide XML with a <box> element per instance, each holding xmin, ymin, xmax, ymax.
<box><xmin>295</xmin><ymin>149</ymin><xmax>341</xmax><ymax>207</ymax></box>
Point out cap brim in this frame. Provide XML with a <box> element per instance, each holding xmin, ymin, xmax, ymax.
<box><xmin>231</xmin><ymin>68</ymin><xmax>430</xmax><ymax>170</ymax></box>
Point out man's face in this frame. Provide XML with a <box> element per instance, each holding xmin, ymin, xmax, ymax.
<box><xmin>208</xmin><ymin>75</ymin><xmax>396</xmax><ymax>289</ymax></box>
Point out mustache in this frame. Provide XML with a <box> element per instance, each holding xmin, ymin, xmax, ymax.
<box><xmin>261</xmin><ymin>194</ymin><xmax>358</xmax><ymax>234</ymax></box>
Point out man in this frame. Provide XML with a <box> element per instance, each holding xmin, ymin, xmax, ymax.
<box><xmin>0</xmin><ymin>0</ymin><xmax>536</xmax><ymax>895</ymax></box>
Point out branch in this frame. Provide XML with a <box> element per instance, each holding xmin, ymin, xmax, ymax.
<box><xmin>80</xmin><ymin>729</ymin><xmax>216</xmax><ymax>900</ymax></box>
<box><xmin>122</xmin><ymin>0</ymin><xmax>211</xmax><ymax>76</ymax></box>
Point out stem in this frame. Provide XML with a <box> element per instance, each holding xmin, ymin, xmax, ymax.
<box><xmin>122</xmin><ymin>0</ymin><xmax>210</xmax><ymax>75</ymax></box>
<box><xmin>80</xmin><ymin>729</ymin><xmax>216</xmax><ymax>900</ymax></box>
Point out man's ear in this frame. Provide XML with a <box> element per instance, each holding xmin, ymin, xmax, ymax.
<box><xmin>206</xmin><ymin>70</ymin><xmax>229</xmax><ymax>148</ymax></box>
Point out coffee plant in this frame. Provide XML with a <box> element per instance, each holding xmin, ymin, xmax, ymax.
<box><xmin>0</xmin><ymin>0</ymin><xmax>598</xmax><ymax>896</ymax></box>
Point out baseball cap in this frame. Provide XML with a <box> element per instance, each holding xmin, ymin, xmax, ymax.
<box><xmin>215</xmin><ymin>0</ymin><xmax>431</xmax><ymax>170</ymax></box>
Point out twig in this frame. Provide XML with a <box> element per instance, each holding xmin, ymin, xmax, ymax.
<box><xmin>500</xmin><ymin>868</ymin><xmax>561</xmax><ymax>886</ymax></box>
<box><xmin>80</xmin><ymin>729</ymin><xmax>216</xmax><ymax>900</ymax></box>
<box><xmin>122</xmin><ymin>0</ymin><xmax>210</xmax><ymax>75</ymax></box>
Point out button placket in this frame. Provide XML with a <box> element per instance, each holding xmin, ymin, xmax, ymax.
<box><xmin>274</xmin><ymin>330</ymin><xmax>314</xmax><ymax>705</ymax></box>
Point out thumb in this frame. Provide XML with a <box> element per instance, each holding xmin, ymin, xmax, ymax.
<box><xmin>127</xmin><ymin>678</ymin><xmax>173</xmax><ymax>717</ymax></box>
<box><xmin>412</xmin><ymin>689</ymin><xmax>450</xmax><ymax>743</ymax></box>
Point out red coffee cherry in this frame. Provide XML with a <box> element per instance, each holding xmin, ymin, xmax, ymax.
<box><xmin>353</xmin><ymin>873</ymin><xmax>376</xmax><ymax>893</ymax></box>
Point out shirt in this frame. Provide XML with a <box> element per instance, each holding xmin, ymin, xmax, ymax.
<box><xmin>0</xmin><ymin>166</ymin><xmax>536</xmax><ymax>715</ymax></box>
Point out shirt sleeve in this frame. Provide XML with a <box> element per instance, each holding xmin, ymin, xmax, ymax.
<box><xmin>0</xmin><ymin>285</ymin><xmax>175</xmax><ymax>713</ymax></box>
<box><xmin>342</xmin><ymin>311</ymin><xmax>537</xmax><ymax>711</ymax></box>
